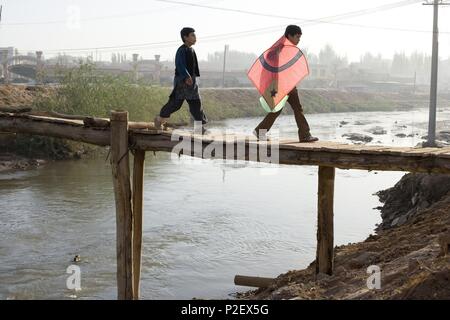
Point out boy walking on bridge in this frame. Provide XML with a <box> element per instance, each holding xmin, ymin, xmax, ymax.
<box><xmin>253</xmin><ymin>25</ymin><xmax>318</xmax><ymax>143</ymax></box>
<box><xmin>154</xmin><ymin>27</ymin><xmax>208</xmax><ymax>133</ymax></box>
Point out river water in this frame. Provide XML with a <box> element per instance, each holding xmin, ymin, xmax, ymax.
<box><xmin>1</xmin><ymin>107</ymin><xmax>449</xmax><ymax>299</ymax></box>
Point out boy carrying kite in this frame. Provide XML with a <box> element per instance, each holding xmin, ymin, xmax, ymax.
<box><xmin>249</xmin><ymin>25</ymin><xmax>318</xmax><ymax>143</ymax></box>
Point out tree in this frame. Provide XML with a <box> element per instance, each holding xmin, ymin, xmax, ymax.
<box><xmin>318</xmin><ymin>44</ymin><xmax>347</xmax><ymax>68</ymax></box>
<box><xmin>391</xmin><ymin>52</ymin><xmax>409</xmax><ymax>76</ymax></box>
<box><xmin>203</xmin><ymin>50</ymin><xmax>257</xmax><ymax>70</ymax></box>
<box><xmin>359</xmin><ymin>52</ymin><xmax>390</xmax><ymax>73</ymax></box>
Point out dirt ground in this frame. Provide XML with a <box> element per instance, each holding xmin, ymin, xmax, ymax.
<box><xmin>0</xmin><ymin>85</ymin><xmax>52</xmax><ymax>108</ymax></box>
<box><xmin>238</xmin><ymin>188</ymin><xmax>450</xmax><ymax>300</ymax></box>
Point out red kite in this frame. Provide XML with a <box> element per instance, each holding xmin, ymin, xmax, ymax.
<box><xmin>248</xmin><ymin>36</ymin><xmax>309</xmax><ymax>112</ymax></box>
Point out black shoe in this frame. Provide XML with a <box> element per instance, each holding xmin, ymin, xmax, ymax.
<box><xmin>300</xmin><ymin>135</ymin><xmax>319</xmax><ymax>143</ymax></box>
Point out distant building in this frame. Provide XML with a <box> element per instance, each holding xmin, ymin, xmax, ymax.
<box><xmin>136</xmin><ymin>55</ymin><xmax>162</xmax><ymax>83</ymax></box>
<box><xmin>0</xmin><ymin>47</ymin><xmax>14</xmax><ymax>61</ymax></box>
<box><xmin>0</xmin><ymin>47</ymin><xmax>15</xmax><ymax>82</ymax></box>
<box><xmin>308</xmin><ymin>64</ymin><xmax>330</xmax><ymax>80</ymax></box>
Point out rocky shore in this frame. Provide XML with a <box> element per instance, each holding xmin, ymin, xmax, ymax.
<box><xmin>375</xmin><ymin>173</ymin><xmax>450</xmax><ymax>231</ymax></box>
<box><xmin>0</xmin><ymin>153</ymin><xmax>47</xmax><ymax>173</ymax></box>
<box><xmin>239</xmin><ymin>173</ymin><xmax>450</xmax><ymax>300</ymax></box>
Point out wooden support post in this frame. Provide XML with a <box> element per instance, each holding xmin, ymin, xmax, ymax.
<box><xmin>132</xmin><ymin>149</ymin><xmax>145</xmax><ymax>299</ymax></box>
<box><xmin>316</xmin><ymin>166</ymin><xmax>335</xmax><ymax>275</ymax></box>
<box><xmin>110</xmin><ymin>111</ymin><xmax>134</xmax><ymax>300</ymax></box>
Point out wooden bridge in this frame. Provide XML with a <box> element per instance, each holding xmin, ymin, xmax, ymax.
<box><xmin>1</xmin><ymin>110</ymin><xmax>450</xmax><ymax>300</ymax></box>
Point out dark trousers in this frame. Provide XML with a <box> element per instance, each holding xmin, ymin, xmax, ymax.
<box><xmin>159</xmin><ymin>97</ymin><xmax>208</xmax><ymax>125</ymax></box>
<box><xmin>255</xmin><ymin>87</ymin><xmax>311</xmax><ymax>139</ymax></box>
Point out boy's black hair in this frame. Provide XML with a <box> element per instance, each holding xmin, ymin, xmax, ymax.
<box><xmin>181</xmin><ymin>27</ymin><xmax>196</xmax><ymax>42</ymax></box>
<box><xmin>285</xmin><ymin>25</ymin><xmax>302</xmax><ymax>37</ymax></box>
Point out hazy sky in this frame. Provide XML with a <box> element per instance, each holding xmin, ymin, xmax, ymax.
<box><xmin>0</xmin><ymin>0</ymin><xmax>449</xmax><ymax>62</ymax></box>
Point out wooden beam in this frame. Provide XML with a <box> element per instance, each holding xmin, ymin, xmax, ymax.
<box><xmin>234</xmin><ymin>275</ymin><xmax>275</xmax><ymax>288</ymax></box>
<box><xmin>132</xmin><ymin>149</ymin><xmax>145</xmax><ymax>300</ymax></box>
<box><xmin>83</xmin><ymin>117</ymin><xmax>110</xmax><ymax>128</ymax></box>
<box><xmin>110</xmin><ymin>111</ymin><xmax>134</xmax><ymax>300</ymax></box>
<box><xmin>0</xmin><ymin>106</ymin><xmax>32</xmax><ymax>113</ymax></box>
<box><xmin>316</xmin><ymin>166</ymin><xmax>335</xmax><ymax>275</ymax></box>
<box><xmin>0</xmin><ymin>112</ymin><xmax>110</xmax><ymax>146</ymax></box>
<box><xmin>29</xmin><ymin>110</ymin><xmax>91</xmax><ymax>120</ymax></box>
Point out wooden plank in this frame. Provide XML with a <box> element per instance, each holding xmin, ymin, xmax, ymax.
<box><xmin>129</xmin><ymin>121</ymin><xmax>156</xmax><ymax>130</ymax></box>
<box><xmin>281</xmin><ymin>141</ymin><xmax>401</xmax><ymax>155</ymax></box>
<box><xmin>279</xmin><ymin>139</ymin><xmax>300</xmax><ymax>144</ymax></box>
<box><xmin>29</xmin><ymin>110</ymin><xmax>94</xmax><ymax>121</ymax></box>
<box><xmin>132</xmin><ymin>149</ymin><xmax>145</xmax><ymax>300</ymax></box>
<box><xmin>280</xmin><ymin>149</ymin><xmax>450</xmax><ymax>173</ymax></box>
<box><xmin>316</xmin><ymin>166</ymin><xmax>335</xmax><ymax>275</ymax></box>
<box><xmin>359</xmin><ymin>147</ymin><xmax>399</xmax><ymax>155</ymax></box>
<box><xmin>129</xmin><ymin>128</ymin><xmax>161</xmax><ymax>135</ymax></box>
<box><xmin>110</xmin><ymin>111</ymin><xmax>134</xmax><ymax>300</ymax></box>
<box><xmin>0</xmin><ymin>106</ymin><xmax>32</xmax><ymax>113</ymax></box>
<box><xmin>26</xmin><ymin>112</ymin><xmax>165</xmax><ymax>130</ymax></box>
<box><xmin>432</xmin><ymin>149</ymin><xmax>450</xmax><ymax>159</ymax></box>
<box><xmin>378</xmin><ymin>147</ymin><xmax>416</xmax><ymax>155</ymax></box>
<box><xmin>375</xmin><ymin>147</ymin><xmax>450</xmax><ymax>158</ymax></box>
<box><xmin>15</xmin><ymin>113</ymin><xmax>85</xmax><ymax>126</ymax></box>
<box><xmin>402</xmin><ymin>147</ymin><xmax>445</xmax><ymax>157</ymax></box>
<box><xmin>281</xmin><ymin>141</ymin><xmax>337</xmax><ymax>152</ymax></box>
<box><xmin>312</xmin><ymin>143</ymin><xmax>354</xmax><ymax>152</ymax></box>
<box><xmin>84</xmin><ymin>117</ymin><xmax>110</xmax><ymax>128</ymax></box>
<box><xmin>0</xmin><ymin>112</ymin><xmax>110</xmax><ymax>146</ymax></box>
<box><xmin>319</xmin><ymin>144</ymin><xmax>372</xmax><ymax>154</ymax></box>
<box><xmin>234</xmin><ymin>275</ymin><xmax>275</xmax><ymax>288</ymax></box>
